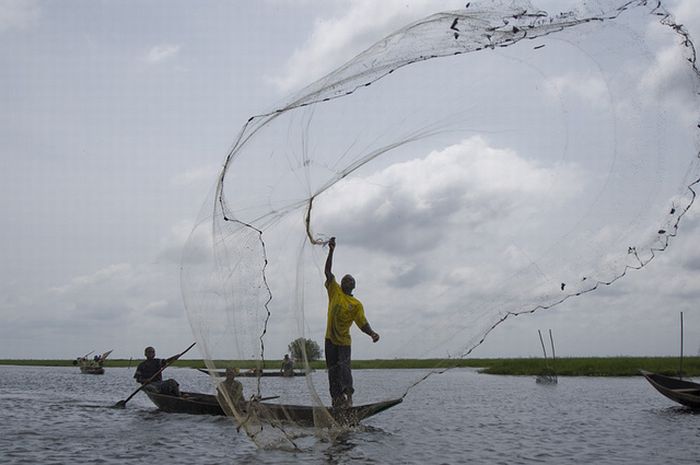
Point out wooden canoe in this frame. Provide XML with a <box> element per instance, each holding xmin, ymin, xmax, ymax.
<box><xmin>80</xmin><ymin>366</ymin><xmax>105</xmax><ymax>375</ymax></box>
<box><xmin>640</xmin><ymin>370</ymin><xmax>700</xmax><ymax>409</ymax></box>
<box><xmin>144</xmin><ymin>390</ymin><xmax>402</xmax><ymax>426</ymax></box>
<box><xmin>195</xmin><ymin>368</ymin><xmax>305</xmax><ymax>378</ymax></box>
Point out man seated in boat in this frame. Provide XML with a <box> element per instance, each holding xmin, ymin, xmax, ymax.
<box><xmin>216</xmin><ymin>368</ymin><xmax>245</xmax><ymax>416</ymax></box>
<box><xmin>280</xmin><ymin>354</ymin><xmax>294</xmax><ymax>377</ymax></box>
<box><xmin>133</xmin><ymin>346</ymin><xmax>180</xmax><ymax>396</ymax></box>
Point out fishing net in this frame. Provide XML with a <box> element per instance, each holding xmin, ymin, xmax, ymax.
<box><xmin>181</xmin><ymin>0</ymin><xmax>700</xmax><ymax>448</ymax></box>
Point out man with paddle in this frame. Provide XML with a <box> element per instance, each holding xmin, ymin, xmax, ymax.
<box><xmin>324</xmin><ymin>237</ymin><xmax>380</xmax><ymax>409</ymax></box>
<box><xmin>113</xmin><ymin>342</ymin><xmax>195</xmax><ymax>408</ymax></box>
<box><xmin>134</xmin><ymin>346</ymin><xmax>181</xmax><ymax>395</ymax></box>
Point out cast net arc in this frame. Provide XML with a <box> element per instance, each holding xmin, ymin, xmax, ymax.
<box><xmin>181</xmin><ymin>0</ymin><xmax>700</xmax><ymax>448</ymax></box>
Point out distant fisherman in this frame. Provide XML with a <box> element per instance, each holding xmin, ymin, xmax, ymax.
<box><xmin>280</xmin><ymin>354</ymin><xmax>294</xmax><ymax>377</ymax></box>
<box><xmin>324</xmin><ymin>237</ymin><xmax>380</xmax><ymax>408</ymax></box>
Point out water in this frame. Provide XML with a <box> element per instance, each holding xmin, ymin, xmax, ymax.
<box><xmin>1</xmin><ymin>365</ymin><xmax>698</xmax><ymax>464</ymax></box>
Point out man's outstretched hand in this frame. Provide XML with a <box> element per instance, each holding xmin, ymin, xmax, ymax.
<box><xmin>328</xmin><ymin>237</ymin><xmax>336</xmax><ymax>251</ymax></box>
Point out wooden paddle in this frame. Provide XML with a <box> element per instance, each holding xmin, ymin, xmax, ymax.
<box><xmin>113</xmin><ymin>342</ymin><xmax>196</xmax><ymax>408</ymax></box>
<box><xmin>196</xmin><ymin>367</ymin><xmax>217</xmax><ymax>376</ymax></box>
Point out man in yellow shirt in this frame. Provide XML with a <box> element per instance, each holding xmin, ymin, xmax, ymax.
<box><xmin>324</xmin><ymin>237</ymin><xmax>380</xmax><ymax>408</ymax></box>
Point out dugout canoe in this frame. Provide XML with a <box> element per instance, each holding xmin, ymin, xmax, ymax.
<box><xmin>80</xmin><ymin>366</ymin><xmax>105</xmax><ymax>375</ymax></box>
<box><xmin>195</xmin><ymin>368</ymin><xmax>305</xmax><ymax>377</ymax></box>
<box><xmin>640</xmin><ymin>370</ymin><xmax>700</xmax><ymax>409</ymax></box>
<box><xmin>144</xmin><ymin>390</ymin><xmax>402</xmax><ymax>426</ymax></box>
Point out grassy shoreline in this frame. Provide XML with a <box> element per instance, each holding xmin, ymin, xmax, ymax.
<box><xmin>1</xmin><ymin>356</ymin><xmax>698</xmax><ymax>377</ymax></box>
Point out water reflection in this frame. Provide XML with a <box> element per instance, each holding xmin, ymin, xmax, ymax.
<box><xmin>651</xmin><ymin>405</ymin><xmax>700</xmax><ymax>417</ymax></box>
<box><xmin>322</xmin><ymin>433</ymin><xmax>357</xmax><ymax>465</ymax></box>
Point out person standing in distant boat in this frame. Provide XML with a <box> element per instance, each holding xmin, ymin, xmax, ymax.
<box><xmin>324</xmin><ymin>236</ymin><xmax>380</xmax><ymax>408</ymax></box>
<box><xmin>280</xmin><ymin>354</ymin><xmax>295</xmax><ymax>377</ymax></box>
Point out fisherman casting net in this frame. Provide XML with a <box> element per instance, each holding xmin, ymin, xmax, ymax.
<box><xmin>181</xmin><ymin>0</ymin><xmax>700</xmax><ymax>448</ymax></box>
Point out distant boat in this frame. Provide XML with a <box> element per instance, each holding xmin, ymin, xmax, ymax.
<box><xmin>143</xmin><ymin>389</ymin><xmax>402</xmax><ymax>426</ymax></box>
<box><xmin>195</xmin><ymin>368</ymin><xmax>305</xmax><ymax>378</ymax></box>
<box><xmin>641</xmin><ymin>312</ymin><xmax>700</xmax><ymax>409</ymax></box>
<box><xmin>74</xmin><ymin>349</ymin><xmax>113</xmax><ymax>375</ymax></box>
<box><xmin>80</xmin><ymin>365</ymin><xmax>105</xmax><ymax>375</ymax></box>
<box><xmin>640</xmin><ymin>370</ymin><xmax>700</xmax><ymax>409</ymax></box>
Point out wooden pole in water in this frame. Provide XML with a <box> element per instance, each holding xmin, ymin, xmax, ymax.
<box><xmin>679</xmin><ymin>312</ymin><xmax>684</xmax><ymax>379</ymax></box>
<box><xmin>549</xmin><ymin>329</ymin><xmax>556</xmax><ymax>374</ymax></box>
<box><xmin>538</xmin><ymin>329</ymin><xmax>548</xmax><ymax>368</ymax></box>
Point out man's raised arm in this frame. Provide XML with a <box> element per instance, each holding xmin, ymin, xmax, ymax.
<box><xmin>325</xmin><ymin>237</ymin><xmax>336</xmax><ymax>284</ymax></box>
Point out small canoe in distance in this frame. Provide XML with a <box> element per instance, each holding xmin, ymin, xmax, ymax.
<box><xmin>535</xmin><ymin>373</ymin><xmax>557</xmax><ymax>385</ymax></box>
<box><xmin>75</xmin><ymin>349</ymin><xmax>113</xmax><ymax>375</ymax></box>
<box><xmin>640</xmin><ymin>370</ymin><xmax>700</xmax><ymax>409</ymax></box>
<box><xmin>80</xmin><ymin>366</ymin><xmax>105</xmax><ymax>375</ymax></box>
<box><xmin>144</xmin><ymin>390</ymin><xmax>402</xmax><ymax>426</ymax></box>
<box><xmin>195</xmin><ymin>368</ymin><xmax>305</xmax><ymax>377</ymax></box>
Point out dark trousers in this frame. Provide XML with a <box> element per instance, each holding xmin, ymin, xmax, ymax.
<box><xmin>325</xmin><ymin>339</ymin><xmax>353</xmax><ymax>404</ymax></box>
<box><xmin>143</xmin><ymin>379</ymin><xmax>180</xmax><ymax>396</ymax></box>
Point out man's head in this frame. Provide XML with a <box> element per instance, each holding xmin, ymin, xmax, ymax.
<box><xmin>144</xmin><ymin>346</ymin><xmax>156</xmax><ymax>359</ymax></box>
<box><xmin>341</xmin><ymin>274</ymin><xmax>356</xmax><ymax>295</ymax></box>
<box><xmin>225</xmin><ymin>367</ymin><xmax>239</xmax><ymax>380</ymax></box>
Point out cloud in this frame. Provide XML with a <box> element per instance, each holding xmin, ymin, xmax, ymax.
<box><xmin>314</xmin><ymin>136</ymin><xmax>581</xmax><ymax>255</ymax></box>
<box><xmin>145</xmin><ymin>44</ymin><xmax>181</xmax><ymax>64</ymax></box>
<box><xmin>544</xmin><ymin>74</ymin><xmax>609</xmax><ymax>108</ymax></box>
<box><xmin>638</xmin><ymin>45</ymin><xmax>699</xmax><ymax>125</ymax></box>
<box><xmin>386</xmin><ymin>261</ymin><xmax>431</xmax><ymax>289</ymax></box>
<box><xmin>267</xmin><ymin>0</ymin><xmax>462</xmax><ymax>93</ymax></box>
<box><xmin>21</xmin><ymin>259</ymin><xmax>180</xmax><ymax>325</ymax></box>
<box><xmin>50</xmin><ymin>263</ymin><xmax>133</xmax><ymax>294</ymax></box>
<box><xmin>170</xmin><ymin>164</ymin><xmax>220</xmax><ymax>188</ymax></box>
<box><xmin>0</xmin><ymin>0</ymin><xmax>40</xmax><ymax>32</ymax></box>
<box><xmin>661</xmin><ymin>210</ymin><xmax>700</xmax><ymax>287</ymax></box>
<box><xmin>0</xmin><ymin>216</ymin><xmax>197</xmax><ymax>357</ymax></box>
<box><xmin>633</xmin><ymin>0</ymin><xmax>700</xmax><ymax>125</ymax></box>
<box><xmin>142</xmin><ymin>299</ymin><xmax>182</xmax><ymax>319</ymax></box>
<box><xmin>670</xmin><ymin>0</ymin><xmax>700</xmax><ymax>31</ymax></box>
<box><xmin>156</xmin><ymin>219</ymin><xmax>200</xmax><ymax>265</ymax></box>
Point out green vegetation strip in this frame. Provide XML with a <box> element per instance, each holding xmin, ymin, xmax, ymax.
<box><xmin>1</xmin><ymin>357</ymin><xmax>698</xmax><ymax>377</ymax></box>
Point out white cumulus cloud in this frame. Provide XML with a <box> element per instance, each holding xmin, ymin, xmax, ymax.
<box><xmin>145</xmin><ymin>44</ymin><xmax>181</xmax><ymax>64</ymax></box>
<box><xmin>267</xmin><ymin>0</ymin><xmax>463</xmax><ymax>93</ymax></box>
<box><xmin>314</xmin><ymin>136</ymin><xmax>582</xmax><ymax>255</ymax></box>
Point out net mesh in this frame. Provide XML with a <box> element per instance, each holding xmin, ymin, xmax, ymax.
<box><xmin>181</xmin><ymin>0</ymin><xmax>700</xmax><ymax>448</ymax></box>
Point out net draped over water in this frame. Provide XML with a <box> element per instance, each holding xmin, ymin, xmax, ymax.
<box><xmin>181</xmin><ymin>0</ymin><xmax>700</xmax><ymax>448</ymax></box>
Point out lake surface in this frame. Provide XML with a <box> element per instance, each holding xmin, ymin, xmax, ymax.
<box><xmin>1</xmin><ymin>365</ymin><xmax>698</xmax><ymax>464</ymax></box>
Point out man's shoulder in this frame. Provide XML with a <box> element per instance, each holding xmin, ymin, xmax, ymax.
<box><xmin>325</xmin><ymin>276</ymin><xmax>339</xmax><ymax>290</ymax></box>
<box><xmin>137</xmin><ymin>358</ymin><xmax>161</xmax><ymax>368</ymax></box>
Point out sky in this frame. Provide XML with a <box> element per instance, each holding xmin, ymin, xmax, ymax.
<box><xmin>2</xmin><ymin>0</ymin><xmax>700</xmax><ymax>361</ymax></box>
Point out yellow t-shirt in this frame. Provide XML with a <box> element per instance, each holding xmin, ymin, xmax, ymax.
<box><xmin>325</xmin><ymin>278</ymin><xmax>368</xmax><ymax>346</ymax></box>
